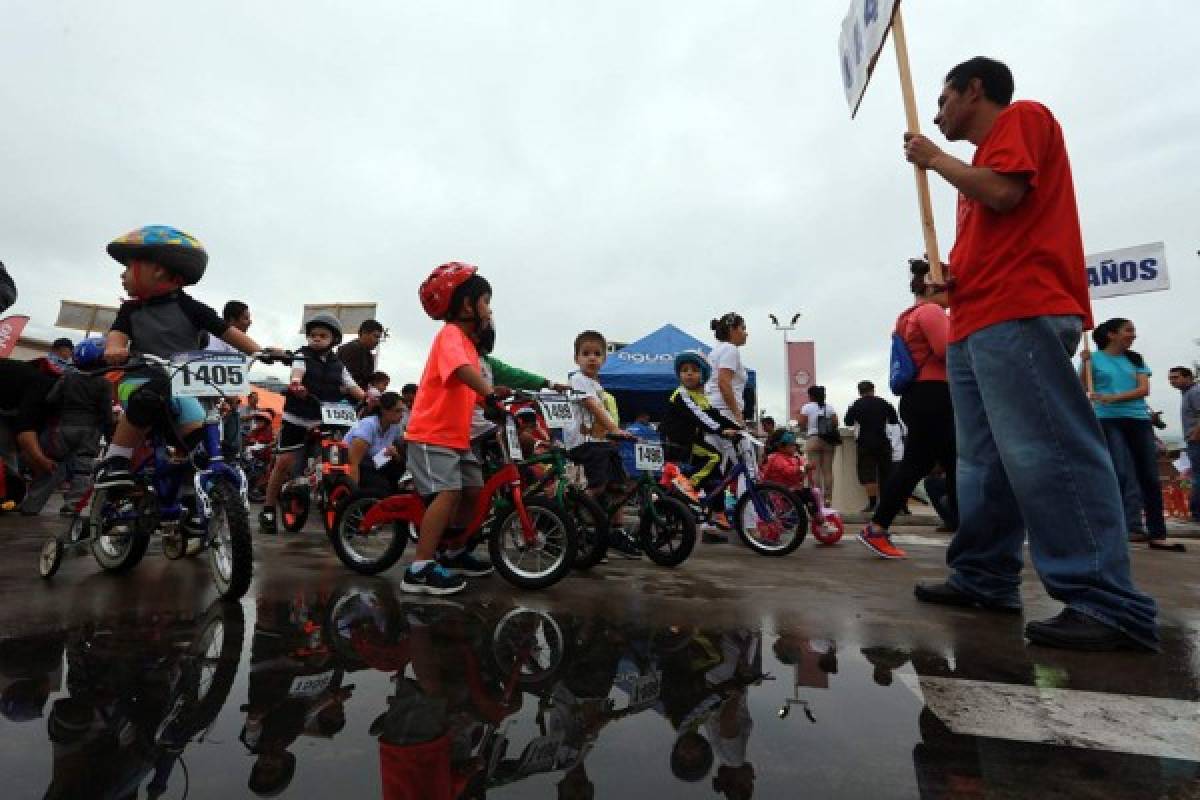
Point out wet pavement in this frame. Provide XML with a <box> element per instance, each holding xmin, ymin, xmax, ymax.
<box><xmin>2</xmin><ymin>513</ymin><xmax>1199</xmax><ymax>798</ymax></box>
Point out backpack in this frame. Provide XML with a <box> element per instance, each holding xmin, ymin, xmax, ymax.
<box><xmin>888</xmin><ymin>308</ymin><xmax>922</xmax><ymax>395</ymax></box>
<box><xmin>816</xmin><ymin>404</ymin><xmax>841</xmax><ymax>446</ymax></box>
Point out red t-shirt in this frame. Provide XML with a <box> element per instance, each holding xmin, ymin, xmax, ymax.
<box><xmin>897</xmin><ymin>303</ymin><xmax>949</xmax><ymax>382</ymax></box>
<box><xmin>404</xmin><ymin>324</ymin><xmax>480</xmax><ymax>450</ymax></box>
<box><xmin>946</xmin><ymin>100</ymin><xmax>1093</xmax><ymax>342</ymax></box>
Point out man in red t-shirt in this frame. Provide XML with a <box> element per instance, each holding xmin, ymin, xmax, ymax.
<box><xmin>900</xmin><ymin>57</ymin><xmax>1157</xmax><ymax>652</ymax></box>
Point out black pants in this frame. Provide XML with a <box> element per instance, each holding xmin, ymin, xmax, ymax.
<box><xmin>359</xmin><ymin>458</ymin><xmax>406</xmax><ymax>496</ymax></box>
<box><xmin>874</xmin><ymin>382</ymin><xmax>956</xmax><ymax>529</ymax></box>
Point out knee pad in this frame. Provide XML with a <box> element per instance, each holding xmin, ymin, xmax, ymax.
<box><xmin>124</xmin><ymin>379</ymin><xmax>171</xmax><ymax>428</ymax></box>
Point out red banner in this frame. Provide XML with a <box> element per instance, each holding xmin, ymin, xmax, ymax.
<box><xmin>0</xmin><ymin>315</ymin><xmax>29</xmax><ymax>358</ymax></box>
<box><xmin>787</xmin><ymin>341</ymin><xmax>816</xmax><ymax>422</ymax></box>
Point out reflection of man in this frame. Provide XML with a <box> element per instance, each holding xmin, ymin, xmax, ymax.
<box><xmin>903</xmin><ymin>56</ymin><xmax>1157</xmax><ymax>651</ymax></box>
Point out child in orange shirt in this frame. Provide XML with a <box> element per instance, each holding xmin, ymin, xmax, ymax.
<box><xmin>403</xmin><ymin>263</ymin><xmax>499</xmax><ymax>596</ymax></box>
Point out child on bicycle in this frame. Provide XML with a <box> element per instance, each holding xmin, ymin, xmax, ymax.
<box><xmin>564</xmin><ymin>330</ymin><xmax>639</xmax><ymax>557</ymax></box>
<box><xmin>660</xmin><ymin>350</ymin><xmax>742</xmax><ymax>540</ymax></box>
<box><xmin>95</xmin><ymin>226</ymin><xmax>270</xmax><ymax>489</ymax></box>
<box><xmin>760</xmin><ymin>430</ymin><xmax>806</xmax><ymax>489</ymax></box>
<box><xmin>259</xmin><ymin>313</ymin><xmax>365</xmax><ymax>531</ymax></box>
<box><xmin>403</xmin><ymin>262</ymin><xmax>500</xmax><ymax>595</ymax></box>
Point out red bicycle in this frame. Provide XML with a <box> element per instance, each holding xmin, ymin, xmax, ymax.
<box><xmin>279</xmin><ymin>402</ymin><xmax>359</xmax><ymax>534</ymax></box>
<box><xmin>331</xmin><ymin>404</ymin><xmax>577</xmax><ymax>590</ymax></box>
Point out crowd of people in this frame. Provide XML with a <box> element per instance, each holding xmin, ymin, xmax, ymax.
<box><xmin>0</xmin><ymin>57</ymin><xmax>1196</xmax><ymax>656</ymax></box>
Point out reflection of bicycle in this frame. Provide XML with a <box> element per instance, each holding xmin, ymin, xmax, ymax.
<box><xmin>45</xmin><ymin>600</ymin><xmax>245</xmax><ymax>799</ymax></box>
<box><xmin>39</xmin><ymin>351</ymin><xmax>281</xmax><ymax>599</ymax></box>
<box><xmin>278</xmin><ymin>402</ymin><xmax>358</xmax><ymax>534</ymax></box>
<box><xmin>331</xmin><ymin>401</ymin><xmax>576</xmax><ymax>589</ymax></box>
<box><xmin>670</xmin><ymin>434</ymin><xmax>807</xmax><ymax>556</ymax></box>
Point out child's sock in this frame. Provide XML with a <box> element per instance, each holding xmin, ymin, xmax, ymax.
<box><xmin>410</xmin><ymin>559</ymin><xmax>432</xmax><ymax>571</ymax></box>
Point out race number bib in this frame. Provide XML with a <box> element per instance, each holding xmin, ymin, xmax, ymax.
<box><xmin>170</xmin><ymin>352</ymin><xmax>248</xmax><ymax>398</ymax></box>
<box><xmin>634</xmin><ymin>442</ymin><xmax>665</xmax><ymax>472</ymax></box>
<box><xmin>539</xmin><ymin>398</ymin><xmax>577</xmax><ymax>430</ymax></box>
<box><xmin>321</xmin><ymin>403</ymin><xmax>358</xmax><ymax>427</ymax></box>
<box><xmin>504</xmin><ymin>418</ymin><xmax>523</xmax><ymax>458</ymax></box>
<box><xmin>288</xmin><ymin>670</ymin><xmax>335</xmax><ymax>697</ymax></box>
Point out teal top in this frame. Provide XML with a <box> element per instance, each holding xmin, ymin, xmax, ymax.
<box><xmin>1088</xmin><ymin>350</ymin><xmax>1150</xmax><ymax>420</ymax></box>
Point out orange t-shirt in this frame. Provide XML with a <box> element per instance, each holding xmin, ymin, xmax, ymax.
<box><xmin>404</xmin><ymin>324</ymin><xmax>480</xmax><ymax>450</ymax></box>
<box><xmin>946</xmin><ymin>100</ymin><xmax>1093</xmax><ymax>342</ymax></box>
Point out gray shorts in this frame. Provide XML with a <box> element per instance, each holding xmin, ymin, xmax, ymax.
<box><xmin>407</xmin><ymin>442</ymin><xmax>484</xmax><ymax>495</ymax></box>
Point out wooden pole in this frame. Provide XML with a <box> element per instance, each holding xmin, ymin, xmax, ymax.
<box><xmin>890</xmin><ymin>6</ymin><xmax>944</xmax><ymax>285</ymax></box>
<box><xmin>1081</xmin><ymin>336</ymin><xmax>1094</xmax><ymax>393</ymax></box>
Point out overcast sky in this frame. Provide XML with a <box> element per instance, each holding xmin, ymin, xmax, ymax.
<box><xmin>2</xmin><ymin>1</ymin><xmax>1195</xmax><ymax>437</ymax></box>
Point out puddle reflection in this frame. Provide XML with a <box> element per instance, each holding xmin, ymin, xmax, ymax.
<box><xmin>1</xmin><ymin>583</ymin><xmax>1198</xmax><ymax>798</ymax></box>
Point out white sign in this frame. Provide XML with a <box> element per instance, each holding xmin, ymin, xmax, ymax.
<box><xmin>634</xmin><ymin>442</ymin><xmax>665</xmax><ymax>472</ymax></box>
<box><xmin>1086</xmin><ymin>242</ymin><xmax>1169</xmax><ymax>300</ymax></box>
<box><xmin>539</xmin><ymin>398</ymin><xmax>578</xmax><ymax>430</ymax></box>
<box><xmin>838</xmin><ymin>0</ymin><xmax>899</xmax><ymax>117</ymax></box>
<box><xmin>504</xmin><ymin>418</ymin><xmax>523</xmax><ymax>459</ymax></box>
<box><xmin>170</xmin><ymin>352</ymin><xmax>249</xmax><ymax>397</ymax></box>
<box><xmin>320</xmin><ymin>403</ymin><xmax>358</xmax><ymax>427</ymax></box>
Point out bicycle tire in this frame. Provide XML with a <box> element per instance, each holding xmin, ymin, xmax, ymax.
<box><xmin>173</xmin><ymin>600</ymin><xmax>246</xmax><ymax>739</ymax></box>
<box><xmin>280</xmin><ymin>488</ymin><xmax>310</xmax><ymax>532</ymax></box>
<box><xmin>733</xmin><ymin>482</ymin><xmax>806</xmax><ymax>556</ymax></box>
<box><xmin>208</xmin><ymin>482</ymin><xmax>254</xmax><ymax>599</ymax></box>
<box><xmin>331</xmin><ymin>494</ymin><xmax>409</xmax><ymax>575</ymax></box>
<box><xmin>565</xmin><ymin>486</ymin><xmax>608</xmax><ymax>569</ymax></box>
<box><xmin>488</xmin><ymin>497</ymin><xmax>576</xmax><ymax>590</ymax></box>
<box><xmin>637</xmin><ymin>491</ymin><xmax>696</xmax><ymax>567</ymax></box>
<box><xmin>91</xmin><ymin>489</ymin><xmax>151</xmax><ymax>573</ymax></box>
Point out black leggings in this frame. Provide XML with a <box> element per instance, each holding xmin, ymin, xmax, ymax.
<box><xmin>358</xmin><ymin>458</ymin><xmax>406</xmax><ymax>496</ymax></box>
<box><xmin>874</xmin><ymin>382</ymin><xmax>956</xmax><ymax>529</ymax></box>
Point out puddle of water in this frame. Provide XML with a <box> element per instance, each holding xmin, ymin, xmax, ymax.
<box><xmin>2</xmin><ymin>580</ymin><xmax>1198</xmax><ymax>799</ymax></box>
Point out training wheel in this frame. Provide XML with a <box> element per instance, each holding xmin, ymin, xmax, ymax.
<box><xmin>39</xmin><ymin>539</ymin><xmax>64</xmax><ymax>578</ymax></box>
<box><xmin>813</xmin><ymin>514</ymin><xmax>845</xmax><ymax>545</ymax></box>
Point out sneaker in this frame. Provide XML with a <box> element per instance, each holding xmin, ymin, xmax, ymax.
<box><xmin>93</xmin><ymin>457</ymin><xmax>134</xmax><ymax>489</ymax></box>
<box><xmin>857</xmin><ymin>525</ymin><xmax>907</xmax><ymax>559</ymax></box>
<box><xmin>401</xmin><ymin>562</ymin><xmax>467</xmax><ymax>595</ymax></box>
<box><xmin>608</xmin><ymin>527</ymin><xmax>642</xmax><ymax>559</ymax></box>
<box><xmin>438</xmin><ymin>550</ymin><xmax>494</xmax><ymax>577</ymax></box>
<box><xmin>258</xmin><ymin>507</ymin><xmax>277</xmax><ymax>533</ymax></box>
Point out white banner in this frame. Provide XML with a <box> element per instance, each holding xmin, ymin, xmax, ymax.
<box><xmin>838</xmin><ymin>0</ymin><xmax>899</xmax><ymax>117</ymax></box>
<box><xmin>1086</xmin><ymin>242</ymin><xmax>1169</xmax><ymax>299</ymax></box>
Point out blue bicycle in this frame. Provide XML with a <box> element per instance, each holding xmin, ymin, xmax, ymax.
<box><xmin>39</xmin><ymin>350</ymin><xmax>284</xmax><ymax>599</ymax></box>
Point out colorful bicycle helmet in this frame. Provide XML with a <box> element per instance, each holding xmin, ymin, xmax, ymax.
<box><xmin>419</xmin><ymin>262</ymin><xmax>478</xmax><ymax>320</ymax></box>
<box><xmin>106</xmin><ymin>225</ymin><xmax>208</xmax><ymax>285</ymax></box>
<box><xmin>72</xmin><ymin>337</ymin><xmax>106</xmax><ymax>370</ymax></box>
<box><xmin>673</xmin><ymin>350</ymin><xmax>712</xmax><ymax>383</ymax></box>
<box><xmin>304</xmin><ymin>312</ymin><xmax>343</xmax><ymax>345</ymax></box>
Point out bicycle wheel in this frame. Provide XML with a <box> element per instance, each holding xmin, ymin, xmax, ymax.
<box><xmin>488</xmin><ymin>497</ymin><xmax>576</xmax><ymax>590</ymax></box>
<box><xmin>564</xmin><ymin>486</ymin><xmax>608</xmax><ymax>569</ymax></box>
<box><xmin>207</xmin><ymin>481</ymin><xmax>253</xmax><ymax>599</ymax></box>
<box><xmin>323</xmin><ymin>477</ymin><xmax>355</xmax><ymax>535</ymax></box>
<box><xmin>733</xmin><ymin>482</ymin><xmax>806</xmax><ymax>556</ymax></box>
<box><xmin>637</xmin><ymin>491</ymin><xmax>696</xmax><ymax>567</ymax></box>
<box><xmin>812</xmin><ymin>512</ymin><xmax>845</xmax><ymax>545</ymax></box>
<box><xmin>490</xmin><ymin>607</ymin><xmax>568</xmax><ymax>690</ymax></box>
<box><xmin>331</xmin><ymin>495</ymin><xmax>409</xmax><ymax>575</ymax></box>
<box><xmin>280</xmin><ymin>488</ymin><xmax>310</xmax><ymax>532</ymax></box>
<box><xmin>91</xmin><ymin>489</ymin><xmax>151</xmax><ymax>573</ymax></box>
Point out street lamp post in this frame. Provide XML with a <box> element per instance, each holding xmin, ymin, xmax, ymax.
<box><xmin>768</xmin><ymin>312</ymin><xmax>801</xmax><ymax>425</ymax></box>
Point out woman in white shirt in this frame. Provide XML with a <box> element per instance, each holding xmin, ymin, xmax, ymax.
<box><xmin>798</xmin><ymin>385</ymin><xmax>838</xmax><ymax>496</ymax></box>
<box><xmin>703</xmin><ymin>313</ymin><xmax>759</xmax><ymax>488</ymax></box>
<box><xmin>344</xmin><ymin>392</ymin><xmax>407</xmax><ymax>494</ymax></box>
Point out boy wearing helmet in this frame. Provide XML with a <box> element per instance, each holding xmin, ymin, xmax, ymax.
<box><xmin>404</xmin><ymin>262</ymin><xmax>499</xmax><ymax>595</ymax></box>
<box><xmin>95</xmin><ymin>226</ymin><xmax>272</xmax><ymax>489</ymax></box>
<box><xmin>19</xmin><ymin>339</ymin><xmax>114</xmax><ymax>515</ymax></box>
<box><xmin>259</xmin><ymin>313</ymin><xmax>365</xmax><ymax>531</ymax></box>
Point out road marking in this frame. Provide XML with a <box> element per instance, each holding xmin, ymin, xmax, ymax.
<box><xmin>891</xmin><ymin>534</ymin><xmax>948</xmax><ymax>548</ymax></box>
<box><xmin>900</xmin><ymin>674</ymin><xmax>1200</xmax><ymax>761</ymax></box>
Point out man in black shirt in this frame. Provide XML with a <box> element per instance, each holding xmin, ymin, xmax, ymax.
<box><xmin>336</xmin><ymin>319</ymin><xmax>385</xmax><ymax>391</ymax></box>
<box><xmin>0</xmin><ymin>359</ymin><xmax>59</xmax><ymax>480</ymax></box>
<box><xmin>845</xmin><ymin>381</ymin><xmax>899</xmax><ymax>513</ymax></box>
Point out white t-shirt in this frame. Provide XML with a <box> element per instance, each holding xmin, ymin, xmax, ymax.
<box><xmin>704</xmin><ymin>343</ymin><xmax>746</xmax><ymax>418</ymax></box>
<box><xmin>564</xmin><ymin>372</ymin><xmax>606</xmax><ymax>450</ymax></box>
<box><xmin>800</xmin><ymin>401</ymin><xmax>835</xmax><ymax>436</ymax></box>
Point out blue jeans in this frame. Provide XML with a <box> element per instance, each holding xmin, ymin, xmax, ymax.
<box><xmin>1099</xmin><ymin>418</ymin><xmax>1166</xmax><ymax>538</ymax></box>
<box><xmin>945</xmin><ymin>315</ymin><xmax>1158</xmax><ymax>650</ymax></box>
<box><xmin>1188</xmin><ymin>442</ymin><xmax>1200</xmax><ymax>521</ymax></box>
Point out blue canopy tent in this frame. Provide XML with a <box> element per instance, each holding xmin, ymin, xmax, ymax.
<box><xmin>598</xmin><ymin>323</ymin><xmax>756</xmax><ymax>423</ymax></box>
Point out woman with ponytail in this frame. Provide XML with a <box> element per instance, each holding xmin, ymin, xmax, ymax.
<box><xmin>1085</xmin><ymin>318</ymin><xmax>1181</xmax><ymax>551</ymax></box>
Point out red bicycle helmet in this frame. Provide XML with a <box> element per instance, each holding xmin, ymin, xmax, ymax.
<box><xmin>419</xmin><ymin>262</ymin><xmax>478</xmax><ymax>320</ymax></box>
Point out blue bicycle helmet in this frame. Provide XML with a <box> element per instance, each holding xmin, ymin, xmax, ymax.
<box><xmin>107</xmin><ymin>225</ymin><xmax>208</xmax><ymax>285</ymax></box>
<box><xmin>673</xmin><ymin>350</ymin><xmax>711</xmax><ymax>383</ymax></box>
<box><xmin>72</xmin><ymin>337</ymin><xmax>106</xmax><ymax>370</ymax></box>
